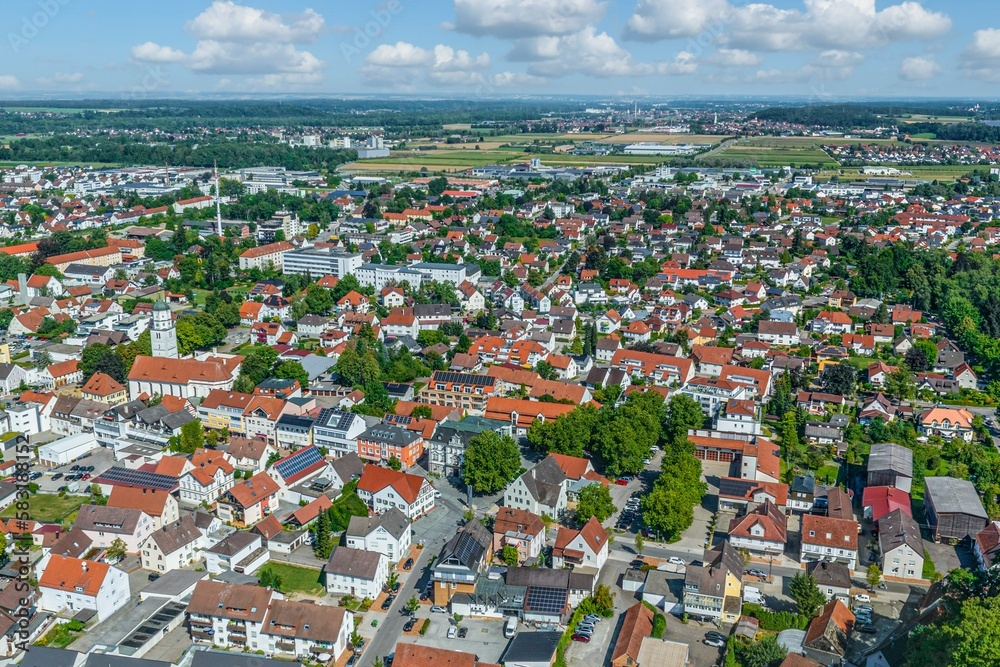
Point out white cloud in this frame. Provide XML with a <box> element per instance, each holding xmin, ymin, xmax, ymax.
<box><xmin>188</xmin><ymin>41</ymin><xmax>324</xmax><ymax>76</ymax></box>
<box><xmin>362</xmin><ymin>41</ymin><xmax>492</xmax><ymax>88</ymax></box>
<box><xmin>0</xmin><ymin>76</ymin><xmax>20</xmax><ymax>89</ymax></box>
<box><xmin>36</xmin><ymin>72</ymin><xmax>84</xmax><ymax>86</ymax></box>
<box><xmin>706</xmin><ymin>49</ymin><xmax>762</xmax><ymax>67</ymax></box>
<box><xmin>129</xmin><ymin>2</ymin><xmax>325</xmax><ymax>87</ymax></box>
<box><xmin>723</xmin><ymin>0</ymin><xmax>951</xmax><ymax>52</ymax></box>
<box><xmin>185</xmin><ymin>1</ymin><xmax>324</xmax><ymax>43</ymax></box>
<box><xmin>489</xmin><ymin>71</ymin><xmax>547</xmax><ymax>87</ymax></box>
<box><xmin>624</xmin><ymin>0</ymin><xmax>730</xmax><ymax>40</ymax></box>
<box><xmin>658</xmin><ymin>51</ymin><xmax>698</xmax><ymax>74</ymax></box>
<box><xmin>625</xmin><ymin>0</ymin><xmax>951</xmax><ymax>53</ymax></box>
<box><xmin>899</xmin><ymin>55</ymin><xmax>941</xmax><ymax>80</ymax></box>
<box><xmin>453</xmin><ymin>0</ymin><xmax>606</xmax><ymax>37</ymax></box>
<box><xmin>962</xmin><ymin>29</ymin><xmax>1000</xmax><ymax>81</ymax></box>
<box><xmin>509</xmin><ymin>28</ymin><xmax>657</xmax><ymax>77</ymax></box>
<box><xmin>131</xmin><ymin>42</ymin><xmax>187</xmax><ymax>64</ymax></box>
<box><xmin>811</xmin><ymin>50</ymin><xmax>864</xmax><ymax>68</ymax></box>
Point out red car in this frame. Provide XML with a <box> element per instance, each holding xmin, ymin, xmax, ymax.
<box><xmin>615</xmin><ymin>479</ymin><xmax>628</xmax><ymax>486</ymax></box>
<box><xmin>81</xmin><ymin>473</ymin><xmax>91</xmax><ymax>481</ymax></box>
<box><xmin>571</xmin><ymin>634</ymin><xmax>591</xmax><ymax>642</ymax></box>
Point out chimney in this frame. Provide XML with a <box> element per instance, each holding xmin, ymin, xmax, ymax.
<box><xmin>17</xmin><ymin>273</ymin><xmax>28</xmax><ymax>306</ymax></box>
<box><xmin>81</xmin><ymin>562</ymin><xmax>87</xmax><ymax>572</ymax></box>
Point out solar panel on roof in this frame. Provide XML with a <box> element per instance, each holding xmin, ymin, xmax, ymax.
<box><xmin>432</xmin><ymin>371</ymin><xmax>494</xmax><ymax>386</ymax></box>
<box><xmin>718</xmin><ymin>478</ymin><xmax>753</xmax><ymax>497</ymax></box>
<box><xmin>275</xmin><ymin>446</ymin><xmax>323</xmax><ymax>480</ymax></box>
<box><xmin>95</xmin><ymin>467</ymin><xmax>176</xmax><ymax>490</ymax></box>
<box><xmin>525</xmin><ymin>586</ymin><xmax>566</xmax><ymax>614</ymax></box>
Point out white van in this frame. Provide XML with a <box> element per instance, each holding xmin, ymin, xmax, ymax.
<box><xmin>504</xmin><ymin>616</ymin><xmax>518</xmax><ymax>638</ymax></box>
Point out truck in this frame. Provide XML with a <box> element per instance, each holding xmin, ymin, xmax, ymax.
<box><xmin>503</xmin><ymin>616</ymin><xmax>518</xmax><ymax>638</ymax></box>
<box><xmin>743</xmin><ymin>586</ymin><xmax>766</xmax><ymax>605</ymax></box>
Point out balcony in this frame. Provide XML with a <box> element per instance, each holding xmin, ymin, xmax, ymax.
<box><xmin>191</xmin><ymin>629</ymin><xmax>214</xmax><ymax>640</ymax></box>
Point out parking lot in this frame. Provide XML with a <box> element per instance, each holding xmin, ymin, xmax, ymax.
<box><xmin>392</xmin><ymin>615</ymin><xmax>510</xmax><ymax>664</ymax></box>
<box><xmin>33</xmin><ymin>445</ymin><xmax>117</xmax><ymax>493</ymax></box>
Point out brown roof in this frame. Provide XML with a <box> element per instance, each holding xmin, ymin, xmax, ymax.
<box><xmin>226</xmin><ymin>472</ymin><xmax>282</xmax><ymax>508</ymax></box>
<box><xmin>728</xmin><ymin>499</ymin><xmax>787</xmax><ymax>543</ymax></box>
<box><xmin>253</xmin><ymin>514</ymin><xmax>284</xmax><ymax>540</ymax></box>
<box><xmin>227</xmin><ymin>436</ymin><xmax>271</xmax><ymax>462</ymax></box>
<box><xmin>239</xmin><ymin>241</ymin><xmax>294</xmax><ymax>259</ymax></box>
<box><xmin>200</xmin><ymin>389</ymin><xmax>253</xmax><ymax>410</ymax></box>
<box><xmin>357</xmin><ymin>466</ymin><xmax>425</xmax><ymax>505</ymax></box>
<box><xmin>802</xmin><ymin>514</ymin><xmax>859</xmax><ymax>551</ymax></box>
<box><xmin>804</xmin><ymin>598</ymin><xmax>855</xmax><ymax>648</ymax></box>
<box><xmin>187</xmin><ymin>579</ymin><xmax>272</xmax><ymax>622</ymax></box>
<box><xmin>611</xmin><ymin>602</ymin><xmax>654</xmax><ymax>665</ymax></box>
<box><xmin>81</xmin><ymin>372</ymin><xmax>125</xmax><ymax>397</ymax></box>
<box><xmin>265</xmin><ymin>599</ymin><xmax>347</xmax><ymax>641</ymax></box>
<box><xmin>493</xmin><ymin>507</ymin><xmax>544</xmax><ymax>538</ymax></box>
<box><xmin>290</xmin><ymin>495</ymin><xmax>333</xmax><ymax>525</ymax></box>
<box><xmin>39</xmin><ymin>556</ymin><xmax>110</xmax><ymax>596</ymax></box>
<box><xmin>107</xmin><ymin>486</ymin><xmax>173</xmax><ymax>517</ymax></box>
<box><xmin>46</xmin><ymin>359</ymin><xmax>79</xmax><ymax>378</ymax></box>
<box><xmin>128</xmin><ymin>355</ymin><xmax>243</xmax><ymax>384</ymax></box>
<box><xmin>692</xmin><ymin>345</ymin><xmax>735</xmax><ymax>366</ymax></box>
<box><xmin>547</xmin><ymin>453</ymin><xmax>591</xmax><ymax>480</ymax></box>
<box><xmin>392</xmin><ymin>644</ymin><xmax>481</xmax><ymax>667</ymax></box>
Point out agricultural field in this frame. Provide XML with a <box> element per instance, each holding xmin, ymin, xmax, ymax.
<box><xmin>899</xmin><ymin>114</ymin><xmax>974</xmax><ymax>124</ymax></box>
<box><xmin>2</xmin><ymin>106</ymin><xmax>116</xmax><ymax>114</ymax></box>
<box><xmin>824</xmin><ymin>165</ymin><xmax>975</xmax><ymax>182</ymax></box>
<box><xmin>598</xmin><ymin>132</ymin><xmax>730</xmax><ymax>145</ymax></box>
<box><xmin>714</xmin><ymin>137</ymin><xmax>839</xmax><ymax>168</ymax></box>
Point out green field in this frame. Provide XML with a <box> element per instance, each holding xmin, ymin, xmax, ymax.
<box><xmin>1</xmin><ymin>493</ymin><xmax>84</xmax><ymax>523</ymax></box>
<box><xmin>824</xmin><ymin>165</ymin><xmax>975</xmax><ymax>182</ymax></box>
<box><xmin>256</xmin><ymin>562</ymin><xmax>325</xmax><ymax>596</ymax></box>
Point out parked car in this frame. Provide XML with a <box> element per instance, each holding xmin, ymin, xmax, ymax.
<box><xmin>346</xmin><ymin>654</ymin><xmax>359</xmax><ymax>667</ymax></box>
<box><xmin>854</xmin><ymin>594</ymin><xmax>871</xmax><ymax>604</ymax></box>
<box><xmin>855</xmin><ymin>605</ymin><xmax>874</xmax><ymax>614</ymax></box>
<box><xmin>81</xmin><ymin>473</ymin><xmax>91</xmax><ymax>481</ymax></box>
<box><xmin>148</xmin><ymin>573</ymin><xmax>160</xmax><ymax>582</ymax></box>
<box><xmin>706</xmin><ymin>631</ymin><xmax>727</xmax><ymax>643</ymax></box>
<box><xmin>583</xmin><ymin>614</ymin><xmax>601</xmax><ymax>623</ymax></box>
<box><xmin>381</xmin><ymin>596</ymin><xmax>395</xmax><ymax>610</ymax></box>
<box><xmin>447</xmin><ymin>627</ymin><xmax>457</xmax><ymax>639</ymax></box>
<box><xmin>704</xmin><ymin>636</ymin><xmax>726</xmax><ymax>648</ymax></box>
<box><xmin>615</xmin><ymin>478</ymin><xmax>628</xmax><ymax>486</ymax></box>
<box><xmin>28</xmin><ymin>472</ymin><xmax>41</xmax><ymax>480</ymax></box>
<box><xmin>667</xmin><ymin>557</ymin><xmax>686</xmax><ymax>566</ymax></box>
<box><xmin>51</xmin><ymin>473</ymin><xmax>62</xmax><ymax>481</ymax></box>
<box><xmin>403</xmin><ymin>618</ymin><xmax>416</xmax><ymax>632</ymax></box>
<box><xmin>457</xmin><ymin>627</ymin><xmax>468</xmax><ymax>638</ymax></box>
<box><xmin>70</xmin><ymin>465</ymin><xmax>79</xmax><ymax>472</ymax></box>
<box><xmin>572</xmin><ymin>634</ymin><xmax>590</xmax><ymax>643</ymax></box>
<box><xmin>857</xmin><ymin>623</ymin><xmax>877</xmax><ymax>634</ymax></box>
<box><xmin>403</xmin><ymin>558</ymin><xmax>414</xmax><ymax>570</ymax></box>
<box><xmin>430</xmin><ymin>605</ymin><xmax>448</xmax><ymax>613</ymax></box>
<box><xmin>746</xmin><ymin>569</ymin><xmax>767</xmax><ymax>579</ymax></box>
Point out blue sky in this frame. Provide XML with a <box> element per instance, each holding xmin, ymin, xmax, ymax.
<box><xmin>2</xmin><ymin>0</ymin><xmax>999</xmax><ymax>98</ymax></box>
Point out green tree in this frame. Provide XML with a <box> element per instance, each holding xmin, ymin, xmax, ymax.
<box><xmin>576</xmin><ymin>484</ymin><xmax>616</xmax><ymax>524</ymax></box>
<box><xmin>259</xmin><ymin>567</ymin><xmax>283</xmax><ymax>590</ymax></box>
<box><xmin>665</xmin><ymin>393</ymin><xmax>706</xmax><ymax>444</ymax></box>
<box><xmin>235</xmin><ymin>345</ymin><xmax>279</xmax><ymax>390</ymax></box>
<box><xmin>387</xmin><ymin>455</ymin><xmax>402</xmax><ymax>471</ymax></box>
<box><xmin>173</xmin><ymin>419</ymin><xmax>205</xmax><ymax>454</ymax></box>
<box><xmin>79</xmin><ymin>343</ymin><xmax>112</xmax><ymax>379</ymax></box>
<box><xmin>105</xmin><ymin>537</ymin><xmax>127</xmax><ymax>562</ymax></box>
<box><xmin>462</xmin><ymin>431</ymin><xmax>521</xmax><ymax>493</ymax></box>
<box><xmin>500</xmin><ymin>545</ymin><xmax>520</xmax><ymax>567</ymax></box>
<box><xmin>274</xmin><ymin>359</ymin><xmax>309</xmax><ymax>387</ymax></box>
<box><xmin>866</xmin><ymin>564</ymin><xmax>883</xmax><ymax>591</ymax></box>
<box><xmin>634</xmin><ymin>533</ymin><xmax>644</xmax><ymax>558</ymax></box>
<box><xmin>405</xmin><ymin>596</ymin><xmax>420</xmax><ymax>613</ymax></box>
<box><xmin>908</xmin><ymin>593</ymin><xmax>1000</xmax><ymax>667</ymax></box>
<box><xmin>740</xmin><ymin>635</ymin><xmax>788</xmax><ymax>667</ymax></box>
<box><xmin>820</xmin><ymin>362</ymin><xmax>856</xmax><ymax>396</ymax></box>
<box><xmin>526</xmin><ymin>405</ymin><xmax>598</xmax><ymax>457</ymax></box>
<box><xmin>788</xmin><ymin>573</ymin><xmax>826</xmax><ymax>618</ymax></box>
<box><xmin>593</xmin><ymin>584</ymin><xmax>615</xmax><ymax>612</ymax></box>
<box><xmin>313</xmin><ymin>510</ymin><xmax>331</xmax><ymax>559</ymax></box>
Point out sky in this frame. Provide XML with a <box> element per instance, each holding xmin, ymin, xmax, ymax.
<box><xmin>2</xmin><ymin>0</ymin><xmax>1000</xmax><ymax>99</ymax></box>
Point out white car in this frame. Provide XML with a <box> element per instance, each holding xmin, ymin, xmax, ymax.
<box><xmin>434</xmin><ymin>490</ymin><xmax>442</xmax><ymax>499</ymax></box>
<box><xmin>668</xmin><ymin>557</ymin><xmax>686</xmax><ymax>566</ymax></box>
<box><xmin>854</xmin><ymin>594</ymin><xmax>871</xmax><ymax>604</ymax></box>
<box><xmin>447</xmin><ymin>627</ymin><xmax>457</xmax><ymax>639</ymax></box>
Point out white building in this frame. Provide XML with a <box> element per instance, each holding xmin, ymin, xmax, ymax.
<box><xmin>140</xmin><ymin>515</ymin><xmax>204</xmax><ymax>573</ymax></box>
<box><xmin>37</xmin><ymin>432</ymin><xmax>99</xmax><ymax>467</ymax></box>
<box><xmin>150</xmin><ymin>299</ymin><xmax>178</xmax><ymax>359</ymax></box>
<box><xmin>344</xmin><ymin>507</ymin><xmax>412</xmax><ymax>562</ymax></box>
<box><xmin>282</xmin><ymin>249</ymin><xmax>364</xmax><ymax>279</ymax></box>
<box><xmin>38</xmin><ymin>556</ymin><xmax>131</xmax><ymax>622</ymax></box>
<box><xmin>324</xmin><ymin>546</ymin><xmax>389</xmax><ymax>600</ymax></box>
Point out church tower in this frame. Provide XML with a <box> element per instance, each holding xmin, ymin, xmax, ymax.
<box><xmin>151</xmin><ymin>299</ymin><xmax>178</xmax><ymax>359</ymax></box>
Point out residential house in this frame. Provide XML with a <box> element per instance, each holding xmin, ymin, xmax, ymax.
<box><xmin>551</xmin><ymin>516</ymin><xmax>609</xmax><ymax>571</ymax></box>
<box><xmin>324</xmin><ymin>546</ymin><xmax>389</xmax><ymax>600</ymax></box>
<box><xmin>216</xmin><ymin>472</ymin><xmax>282</xmax><ymax>526</ymax></box>
<box><xmin>808</xmin><ymin>561</ymin><xmax>853</xmax><ymax>602</ymax></box>
<box><xmin>38</xmin><ymin>555</ymin><xmax>130</xmax><ymax>622</ymax></box>
<box><xmin>492</xmin><ymin>507</ymin><xmax>546</xmax><ymax>564</ymax></box>
<box><xmin>803</xmin><ymin>600</ymin><xmax>854</xmax><ymax>666</ymax></box>
<box><xmin>918</xmin><ymin>407</ymin><xmax>975</xmax><ymax>442</ymax></box>
<box><xmin>107</xmin><ymin>485</ymin><xmax>180</xmax><ymax>530</ymax></box>
<box><xmin>204</xmin><ymin>531</ymin><xmax>269</xmax><ymax>576</ymax></box>
<box><xmin>878</xmin><ymin>509</ymin><xmax>923</xmax><ymax>580</ymax></box>
<box><xmin>431</xmin><ymin>519</ymin><xmax>492</xmax><ymax>606</ymax></box>
<box><xmin>801</xmin><ymin>515</ymin><xmax>859</xmax><ymax>569</ymax></box>
<box><xmin>73</xmin><ymin>505</ymin><xmax>153</xmax><ymax>554</ymax></box>
<box><xmin>356</xmin><ymin>466</ymin><xmax>435</xmax><ymax>520</ymax></box>
<box><xmin>682</xmin><ymin>542</ymin><xmax>744</xmax><ymax>624</ymax></box>
<box><xmin>345</xmin><ymin>508</ymin><xmax>412</xmax><ymax>562</ymax></box>
<box><xmin>611</xmin><ymin>603</ymin><xmax>655</xmax><ymax>667</ymax></box>
<box><xmin>356</xmin><ymin>424</ymin><xmax>424</xmax><ymax>468</ymax></box>
<box><xmin>140</xmin><ymin>514</ymin><xmax>204</xmax><ymax>573</ymax></box>
<box><xmin>727</xmin><ymin>500</ymin><xmax>787</xmax><ymax>556</ymax></box>
<box><xmin>504</xmin><ymin>455</ymin><xmax>568</xmax><ymax>518</ymax></box>
<box><xmin>974</xmin><ymin>521</ymin><xmax>1000</xmax><ymax>570</ymax></box>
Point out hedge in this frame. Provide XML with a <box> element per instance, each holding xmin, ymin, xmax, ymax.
<box><xmin>740</xmin><ymin>603</ymin><xmax>810</xmax><ymax>631</ymax></box>
<box><xmin>419</xmin><ymin>619</ymin><xmax>430</xmax><ymax>635</ymax></box>
<box><xmin>642</xmin><ymin>601</ymin><xmax>666</xmax><ymax>638</ymax></box>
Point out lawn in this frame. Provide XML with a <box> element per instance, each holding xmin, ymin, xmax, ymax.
<box><xmin>257</xmin><ymin>562</ymin><xmax>325</xmax><ymax>596</ymax></box>
<box><xmin>34</xmin><ymin>620</ymin><xmax>86</xmax><ymax>648</ymax></box>
<box><xmin>329</xmin><ymin>491</ymin><xmax>369</xmax><ymax>531</ymax></box>
<box><xmin>1</xmin><ymin>493</ymin><xmax>84</xmax><ymax>523</ymax></box>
